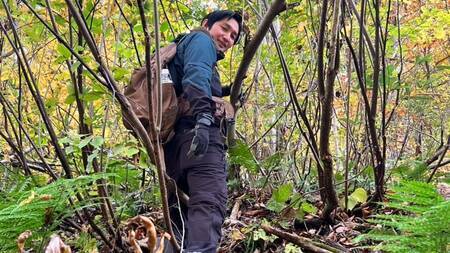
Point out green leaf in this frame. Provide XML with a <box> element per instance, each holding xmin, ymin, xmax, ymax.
<box><xmin>139</xmin><ymin>148</ymin><xmax>150</xmax><ymax>168</ymax></box>
<box><xmin>178</xmin><ymin>4</ymin><xmax>190</xmax><ymax>14</ymax></box>
<box><xmin>285</xmin><ymin>243</ymin><xmax>302</xmax><ymax>253</ymax></box>
<box><xmin>83</xmin><ymin>0</ymin><xmax>95</xmax><ymax>18</ymax></box>
<box><xmin>335</xmin><ymin>171</ymin><xmax>344</xmax><ymax>183</ymax></box>
<box><xmin>291</xmin><ymin>193</ymin><xmax>303</xmax><ymax>207</ymax></box>
<box><xmin>82</xmin><ymin>91</ymin><xmax>104</xmax><ymax>102</ymax></box>
<box><xmin>59</xmin><ymin>137</ymin><xmax>71</xmax><ymax>145</ymax></box>
<box><xmin>346</xmin><ymin>197</ymin><xmax>358</xmax><ymax>210</ymax></box>
<box><xmin>301</xmin><ymin>202</ymin><xmax>317</xmax><ymax>214</ymax></box>
<box><xmin>78</xmin><ymin>136</ymin><xmax>93</xmax><ymax>149</ymax></box>
<box><xmin>350</xmin><ymin>188</ymin><xmax>368</xmax><ymax>203</ymax></box>
<box><xmin>143</xmin><ymin>0</ymin><xmax>151</xmax><ymax>11</ymax></box>
<box><xmin>56</xmin><ymin>44</ymin><xmax>71</xmax><ymax>61</ymax></box>
<box><xmin>362</xmin><ymin>165</ymin><xmax>374</xmax><ymax>179</ymax></box>
<box><xmin>91</xmin><ymin>17</ymin><xmax>103</xmax><ymax>35</ymax></box>
<box><xmin>87</xmin><ymin>150</ymin><xmax>99</xmax><ymax>168</ymax></box>
<box><xmin>161</xmin><ymin>22</ymin><xmax>170</xmax><ymax>33</ymax></box>
<box><xmin>65</xmin><ymin>94</ymin><xmax>76</xmax><ymax>104</ymax></box>
<box><xmin>253</xmin><ymin>229</ymin><xmax>276</xmax><ymax>242</ymax></box>
<box><xmin>228</xmin><ymin>140</ymin><xmax>258</xmax><ymax>173</ymax></box>
<box><xmin>266</xmin><ymin>198</ymin><xmax>285</xmax><ymax>213</ymax></box>
<box><xmin>415</xmin><ymin>54</ymin><xmax>432</xmax><ymax>64</ymax></box>
<box><xmin>272</xmin><ymin>183</ymin><xmax>293</xmax><ymax>203</ymax></box>
<box><xmin>133</xmin><ymin>24</ymin><xmax>143</xmax><ymax>33</ymax></box>
<box><xmin>107</xmin><ymin>164</ymin><xmax>140</xmax><ymax>187</ymax></box>
<box><xmin>70</xmin><ymin>61</ymin><xmax>82</xmax><ymax>72</ymax></box>
<box><xmin>125</xmin><ymin>147</ymin><xmax>140</xmax><ymax>157</ymax></box>
<box><xmin>91</xmin><ymin>136</ymin><xmax>104</xmax><ymax>149</ymax></box>
<box><xmin>392</xmin><ymin>164</ymin><xmax>410</xmax><ymax>176</ymax></box>
<box><xmin>113</xmin><ymin>67</ymin><xmax>130</xmax><ymax>81</ymax></box>
<box><xmin>392</xmin><ymin>161</ymin><xmax>428</xmax><ymax>180</ymax></box>
<box><xmin>24</xmin><ymin>23</ymin><xmax>44</xmax><ymax>42</ymax></box>
<box><xmin>55</xmin><ymin>15</ymin><xmax>66</xmax><ymax>26</ymax></box>
<box><xmin>436</xmin><ymin>65</ymin><xmax>450</xmax><ymax>71</ymax></box>
<box><xmin>45</xmin><ymin>97</ymin><xmax>58</xmax><ymax>110</ymax></box>
<box><xmin>65</xmin><ymin>146</ymin><xmax>74</xmax><ymax>155</ymax></box>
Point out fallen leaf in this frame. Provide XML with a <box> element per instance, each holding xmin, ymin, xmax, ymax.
<box><xmin>335</xmin><ymin>226</ymin><xmax>348</xmax><ymax>233</ymax></box>
<box><xmin>362</xmin><ymin>207</ymin><xmax>371</xmax><ymax>219</ymax></box>
<box><xmin>17</xmin><ymin>230</ymin><xmax>32</xmax><ymax>253</ymax></box>
<box><xmin>45</xmin><ymin>235</ymin><xmax>72</xmax><ymax>253</ymax></box>
<box><xmin>437</xmin><ymin>183</ymin><xmax>450</xmax><ymax>200</ymax></box>
<box><xmin>231</xmin><ymin>228</ymin><xmax>245</xmax><ymax>241</ymax></box>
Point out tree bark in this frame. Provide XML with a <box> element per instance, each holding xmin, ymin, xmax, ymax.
<box><xmin>317</xmin><ymin>0</ymin><xmax>341</xmax><ymax>222</ymax></box>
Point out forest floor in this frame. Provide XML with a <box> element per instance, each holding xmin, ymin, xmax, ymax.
<box><xmin>16</xmin><ymin>182</ymin><xmax>450</xmax><ymax>252</ymax></box>
<box><xmin>216</xmin><ymin>190</ymin><xmax>374</xmax><ymax>253</ymax></box>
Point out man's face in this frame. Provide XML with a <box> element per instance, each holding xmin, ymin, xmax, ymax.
<box><xmin>204</xmin><ymin>18</ymin><xmax>239</xmax><ymax>53</ymax></box>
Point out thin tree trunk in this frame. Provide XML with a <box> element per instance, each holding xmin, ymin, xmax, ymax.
<box><xmin>317</xmin><ymin>0</ymin><xmax>341</xmax><ymax>222</ymax></box>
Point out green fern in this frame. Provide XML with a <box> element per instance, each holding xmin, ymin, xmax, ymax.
<box><xmin>355</xmin><ymin>180</ymin><xmax>450</xmax><ymax>253</ymax></box>
<box><xmin>0</xmin><ymin>174</ymin><xmax>112</xmax><ymax>252</ymax></box>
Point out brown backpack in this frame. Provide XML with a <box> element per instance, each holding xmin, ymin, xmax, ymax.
<box><xmin>122</xmin><ymin>43</ymin><xmax>179</xmax><ymax>143</ymax></box>
<box><xmin>122</xmin><ymin>40</ymin><xmax>236</xmax><ymax>144</ymax></box>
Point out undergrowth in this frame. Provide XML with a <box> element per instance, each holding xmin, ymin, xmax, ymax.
<box><xmin>355</xmin><ymin>180</ymin><xmax>450</xmax><ymax>253</ymax></box>
<box><xmin>0</xmin><ymin>173</ymin><xmax>111</xmax><ymax>252</ymax></box>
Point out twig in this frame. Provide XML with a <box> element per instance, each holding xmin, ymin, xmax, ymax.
<box><xmin>136</xmin><ymin>0</ymin><xmax>179</xmax><ymax>250</ymax></box>
<box><xmin>427</xmin><ymin>135</ymin><xmax>450</xmax><ymax>183</ymax></box>
<box><xmin>230</xmin><ymin>194</ymin><xmax>245</xmax><ymax>221</ymax></box>
<box><xmin>261</xmin><ymin>224</ymin><xmax>346</xmax><ymax>253</ymax></box>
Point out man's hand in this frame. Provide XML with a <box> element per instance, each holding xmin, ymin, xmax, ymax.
<box><xmin>222</xmin><ymin>84</ymin><xmax>247</xmax><ymax>105</ymax></box>
<box><xmin>187</xmin><ymin>113</ymin><xmax>212</xmax><ymax>159</ymax></box>
<box><xmin>221</xmin><ymin>85</ymin><xmax>231</xmax><ymax>96</ymax></box>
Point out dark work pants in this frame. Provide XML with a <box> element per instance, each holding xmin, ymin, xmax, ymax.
<box><xmin>164</xmin><ymin>127</ymin><xmax>227</xmax><ymax>253</ymax></box>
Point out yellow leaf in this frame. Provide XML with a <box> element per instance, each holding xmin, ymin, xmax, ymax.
<box><xmin>20</xmin><ymin>191</ymin><xmax>36</xmax><ymax>206</ymax></box>
<box><xmin>231</xmin><ymin>228</ymin><xmax>245</xmax><ymax>241</ymax></box>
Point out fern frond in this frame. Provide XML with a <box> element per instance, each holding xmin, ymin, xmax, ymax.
<box><xmin>355</xmin><ymin>180</ymin><xmax>450</xmax><ymax>253</ymax></box>
<box><xmin>0</xmin><ymin>174</ymin><xmax>113</xmax><ymax>252</ymax></box>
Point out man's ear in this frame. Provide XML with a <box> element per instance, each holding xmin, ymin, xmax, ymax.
<box><xmin>201</xmin><ymin>19</ymin><xmax>209</xmax><ymax>29</ymax></box>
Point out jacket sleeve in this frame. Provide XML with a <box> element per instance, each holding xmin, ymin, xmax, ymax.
<box><xmin>181</xmin><ymin>32</ymin><xmax>217</xmax><ymax>119</ymax></box>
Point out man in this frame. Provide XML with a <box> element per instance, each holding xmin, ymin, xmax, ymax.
<box><xmin>164</xmin><ymin>10</ymin><xmax>242</xmax><ymax>253</ymax></box>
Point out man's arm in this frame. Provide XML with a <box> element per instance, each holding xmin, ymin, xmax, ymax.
<box><xmin>181</xmin><ymin>32</ymin><xmax>217</xmax><ymax>119</ymax></box>
<box><xmin>181</xmin><ymin>32</ymin><xmax>217</xmax><ymax>158</ymax></box>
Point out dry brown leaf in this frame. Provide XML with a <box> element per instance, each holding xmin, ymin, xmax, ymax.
<box><xmin>327</xmin><ymin>231</ymin><xmax>337</xmax><ymax>241</ymax></box>
<box><xmin>362</xmin><ymin>207</ymin><xmax>371</xmax><ymax>219</ymax></box>
<box><xmin>335</xmin><ymin>226</ymin><xmax>349</xmax><ymax>234</ymax></box>
<box><xmin>437</xmin><ymin>183</ymin><xmax>450</xmax><ymax>200</ymax></box>
<box><xmin>127</xmin><ymin>215</ymin><xmax>157</xmax><ymax>252</ymax></box>
<box><xmin>155</xmin><ymin>233</ymin><xmax>171</xmax><ymax>253</ymax></box>
<box><xmin>128</xmin><ymin>230</ymin><xmax>143</xmax><ymax>253</ymax></box>
<box><xmin>17</xmin><ymin>230</ymin><xmax>32</xmax><ymax>253</ymax></box>
<box><xmin>338</xmin><ymin>237</ymin><xmax>347</xmax><ymax>243</ymax></box>
<box><xmin>45</xmin><ymin>235</ymin><xmax>71</xmax><ymax>253</ymax></box>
